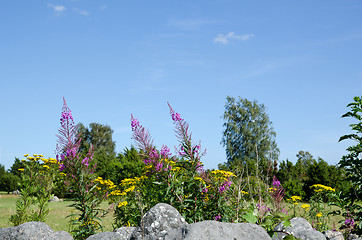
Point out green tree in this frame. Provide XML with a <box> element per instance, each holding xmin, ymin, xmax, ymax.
<box><xmin>221</xmin><ymin>96</ymin><xmax>279</xmax><ymax>176</ymax></box>
<box><xmin>0</xmin><ymin>170</ymin><xmax>20</xmax><ymax>193</ymax></box>
<box><xmin>103</xmin><ymin>146</ymin><xmax>144</xmax><ymax>184</ymax></box>
<box><xmin>9</xmin><ymin>158</ymin><xmax>23</xmax><ymax>178</ymax></box>
<box><xmin>78</xmin><ymin>122</ymin><xmax>117</xmax><ymax>178</ymax></box>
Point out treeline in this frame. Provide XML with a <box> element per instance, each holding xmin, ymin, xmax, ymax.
<box><xmin>0</xmin><ymin>123</ymin><xmax>350</xmax><ymax>201</ymax></box>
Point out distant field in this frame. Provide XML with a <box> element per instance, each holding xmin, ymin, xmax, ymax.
<box><xmin>0</xmin><ymin>192</ymin><xmax>345</xmax><ymax>233</ymax></box>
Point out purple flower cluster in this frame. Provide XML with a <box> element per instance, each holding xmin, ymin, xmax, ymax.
<box><xmin>345</xmin><ymin>218</ymin><xmax>355</xmax><ymax>227</ymax></box>
<box><xmin>218</xmin><ymin>180</ymin><xmax>232</xmax><ymax>193</ymax></box>
<box><xmin>256</xmin><ymin>203</ymin><xmax>272</xmax><ymax>217</ymax></box>
<box><xmin>270</xmin><ymin>176</ymin><xmax>285</xmax><ymax>212</ymax></box>
<box><xmin>131</xmin><ymin>118</ymin><xmax>140</xmax><ymax>131</ymax></box>
<box><xmin>160</xmin><ymin>145</ymin><xmax>171</xmax><ymax>158</ymax></box>
<box><xmin>272</xmin><ymin>177</ymin><xmax>281</xmax><ymax>188</ymax></box>
<box><xmin>171</xmin><ymin>112</ymin><xmax>183</xmax><ymax>122</ymax></box>
<box><xmin>214</xmin><ymin>215</ymin><xmax>221</xmax><ymax>221</ymax></box>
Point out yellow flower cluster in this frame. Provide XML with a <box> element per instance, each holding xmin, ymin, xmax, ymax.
<box><xmin>241</xmin><ymin>190</ymin><xmax>248</xmax><ymax>195</ymax></box>
<box><xmin>95</xmin><ymin>177</ymin><xmax>116</xmax><ymax>189</ymax></box>
<box><xmin>301</xmin><ymin>204</ymin><xmax>310</xmax><ymax>211</ymax></box>
<box><xmin>20</xmin><ymin>154</ymin><xmax>59</xmax><ymax>173</ymax></box>
<box><xmin>290</xmin><ymin>196</ymin><xmax>302</xmax><ymax>202</ymax></box>
<box><xmin>316</xmin><ymin>212</ymin><xmax>322</xmax><ymax>218</ymax></box>
<box><xmin>120</xmin><ymin>176</ymin><xmax>147</xmax><ymax>188</ymax></box>
<box><xmin>41</xmin><ymin>158</ymin><xmax>58</xmax><ymax>165</ymax></box>
<box><xmin>81</xmin><ymin>219</ymin><xmax>99</xmax><ymax>227</ymax></box>
<box><xmin>118</xmin><ymin>201</ymin><xmax>128</xmax><ymax>208</ymax></box>
<box><xmin>269</xmin><ymin>187</ymin><xmax>277</xmax><ymax>193</ymax></box>
<box><xmin>194</xmin><ymin>177</ymin><xmax>206</xmax><ymax>184</ymax></box>
<box><xmin>211</xmin><ymin>170</ymin><xmax>235</xmax><ymax>181</ymax></box>
<box><xmin>310</xmin><ymin>184</ymin><xmax>335</xmax><ymax>192</ymax></box>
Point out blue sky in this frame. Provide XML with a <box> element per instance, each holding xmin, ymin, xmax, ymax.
<box><xmin>1</xmin><ymin>0</ymin><xmax>361</xmax><ymax>171</ymax></box>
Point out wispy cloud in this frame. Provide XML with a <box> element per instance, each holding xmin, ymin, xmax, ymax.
<box><xmin>48</xmin><ymin>4</ymin><xmax>67</xmax><ymax>15</ymax></box>
<box><xmin>73</xmin><ymin>8</ymin><xmax>90</xmax><ymax>16</ymax></box>
<box><xmin>167</xmin><ymin>19</ymin><xmax>218</xmax><ymax>30</ymax></box>
<box><xmin>214</xmin><ymin>32</ymin><xmax>254</xmax><ymax>44</ymax></box>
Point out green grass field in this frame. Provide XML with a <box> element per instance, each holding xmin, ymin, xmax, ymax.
<box><xmin>0</xmin><ymin>192</ymin><xmax>345</xmax><ymax>233</ymax></box>
<box><xmin>0</xmin><ymin>193</ymin><xmax>115</xmax><ymax>232</ymax></box>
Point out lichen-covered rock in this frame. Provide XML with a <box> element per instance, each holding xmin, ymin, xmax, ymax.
<box><xmin>130</xmin><ymin>203</ymin><xmax>187</xmax><ymax>240</ymax></box>
<box><xmin>166</xmin><ymin>220</ymin><xmax>272</xmax><ymax>240</ymax></box>
<box><xmin>86</xmin><ymin>231</ymin><xmax>124</xmax><ymax>240</ymax></box>
<box><xmin>273</xmin><ymin>217</ymin><xmax>326</xmax><ymax>240</ymax></box>
<box><xmin>0</xmin><ymin>221</ymin><xmax>73</xmax><ymax>240</ymax></box>
<box><xmin>323</xmin><ymin>230</ymin><xmax>344</xmax><ymax>240</ymax></box>
<box><xmin>114</xmin><ymin>227</ymin><xmax>137</xmax><ymax>239</ymax></box>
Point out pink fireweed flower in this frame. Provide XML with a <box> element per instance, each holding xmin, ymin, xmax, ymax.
<box><xmin>160</xmin><ymin>145</ymin><xmax>171</xmax><ymax>158</ymax></box>
<box><xmin>171</xmin><ymin>112</ymin><xmax>183</xmax><ymax>122</ymax></box>
<box><xmin>56</xmin><ymin>97</ymin><xmax>81</xmax><ymax>160</ymax></box>
<box><xmin>82</xmin><ymin>157</ymin><xmax>90</xmax><ymax>166</ymax></box>
<box><xmin>272</xmin><ymin>177</ymin><xmax>281</xmax><ymax>188</ymax></box>
<box><xmin>214</xmin><ymin>215</ymin><xmax>221</xmax><ymax>221</ymax></box>
<box><xmin>270</xmin><ymin>176</ymin><xmax>285</xmax><ymax>213</ymax></box>
<box><xmin>130</xmin><ymin>114</ymin><xmax>154</xmax><ymax>155</ymax></box>
<box><xmin>150</xmin><ymin>148</ymin><xmax>159</xmax><ymax>159</ymax></box>
<box><xmin>131</xmin><ymin>118</ymin><xmax>140</xmax><ymax>131</ymax></box>
<box><xmin>345</xmin><ymin>218</ymin><xmax>355</xmax><ymax>227</ymax></box>
<box><xmin>218</xmin><ymin>180</ymin><xmax>232</xmax><ymax>193</ymax></box>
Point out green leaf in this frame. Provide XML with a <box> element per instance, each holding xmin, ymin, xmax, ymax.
<box><xmin>243</xmin><ymin>212</ymin><xmax>257</xmax><ymax>224</ymax></box>
<box><xmin>283</xmin><ymin>220</ymin><xmax>291</xmax><ymax>227</ymax></box>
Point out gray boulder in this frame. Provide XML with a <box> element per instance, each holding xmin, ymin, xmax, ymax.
<box><xmin>166</xmin><ymin>220</ymin><xmax>272</xmax><ymax>240</ymax></box>
<box><xmin>0</xmin><ymin>221</ymin><xmax>73</xmax><ymax>240</ymax></box>
<box><xmin>323</xmin><ymin>230</ymin><xmax>344</xmax><ymax>240</ymax></box>
<box><xmin>114</xmin><ymin>227</ymin><xmax>137</xmax><ymax>239</ymax></box>
<box><xmin>130</xmin><ymin>203</ymin><xmax>187</xmax><ymax>240</ymax></box>
<box><xmin>12</xmin><ymin>190</ymin><xmax>20</xmax><ymax>195</ymax></box>
<box><xmin>86</xmin><ymin>231</ymin><xmax>124</xmax><ymax>240</ymax></box>
<box><xmin>273</xmin><ymin>217</ymin><xmax>326</xmax><ymax>240</ymax></box>
<box><xmin>49</xmin><ymin>196</ymin><xmax>60</xmax><ymax>202</ymax></box>
<box><xmin>86</xmin><ymin>227</ymin><xmax>136</xmax><ymax>240</ymax></box>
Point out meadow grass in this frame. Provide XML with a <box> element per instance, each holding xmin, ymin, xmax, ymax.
<box><xmin>0</xmin><ymin>192</ymin><xmax>345</xmax><ymax>232</ymax></box>
<box><xmin>0</xmin><ymin>193</ymin><xmax>115</xmax><ymax>232</ymax></box>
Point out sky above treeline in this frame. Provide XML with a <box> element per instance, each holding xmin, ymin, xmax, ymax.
<box><xmin>1</xmin><ymin>0</ymin><xmax>362</xmax><ymax>171</ymax></box>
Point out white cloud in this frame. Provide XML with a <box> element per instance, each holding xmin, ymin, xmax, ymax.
<box><xmin>48</xmin><ymin>4</ymin><xmax>67</xmax><ymax>15</ymax></box>
<box><xmin>214</xmin><ymin>32</ymin><xmax>254</xmax><ymax>44</ymax></box>
<box><xmin>73</xmin><ymin>8</ymin><xmax>90</xmax><ymax>16</ymax></box>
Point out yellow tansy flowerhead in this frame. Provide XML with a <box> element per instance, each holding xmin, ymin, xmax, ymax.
<box><xmin>118</xmin><ymin>201</ymin><xmax>128</xmax><ymax>208</ymax></box>
<box><xmin>291</xmin><ymin>196</ymin><xmax>302</xmax><ymax>202</ymax></box>
<box><xmin>60</xmin><ymin>172</ymin><xmax>66</xmax><ymax>177</ymax></box>
<box><xmin>316</xmin><ymin>212</ymin><xmax>322</xmax><ymax>218</ymax></box>
<box><xmin>311</xmin><ymin>184</ymin><xmax>335</xmax><ymax>192</ymax></box>
<box><xmin>241</xmin><ymin>190</ymin><xmax>248</xmax><ymax>195</ymax></box>
<box><xmin>24</xmin><ymin>154</ymin><xmax>29</xmax><ymax>157</ymax></box>
<box><xmin>301</xmin><ymin>204</ymin><xmax>310</xmax><ymax>211</ymax></box>
<box><xmin>293</xmin><ymin>202</ymin><xmax>298</xmax><ymax>205</ymax></box>
<box><xmin>18</xmin><ymin>168</ymin><xmax>24</xmax><ymax>171</ymax></box>
<box><xmin>43</xmin><ymin>165</ymin><xmax>50</xmax><ymax>170</ymax></box>
<box><xmin>21</xmin><ymin>159</ymin><xmax>26</xmax><ymax>162</ymax></box>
